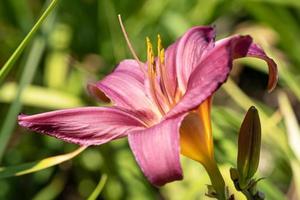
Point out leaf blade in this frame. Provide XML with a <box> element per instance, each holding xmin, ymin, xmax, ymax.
<box><xmin>0</xmin><ymin>147</ymin><xmax>85</xmax><ymax>179</ymax></box>
<box><xmin>0</xmin><ymin>0</ymin><xmax>60</xmax><ymax>84</ymax></box>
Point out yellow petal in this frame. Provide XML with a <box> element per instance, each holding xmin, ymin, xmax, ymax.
<box><xmin>180</xmin><ymin>97</ymin><xmax>214</xmax><ymax>164</ymax></box>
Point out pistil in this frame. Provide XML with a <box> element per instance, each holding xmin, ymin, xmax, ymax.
<box><xmin>118</xmin><ymin>15</ymin><xmax>147</xmax><ymax>74</ymax></box>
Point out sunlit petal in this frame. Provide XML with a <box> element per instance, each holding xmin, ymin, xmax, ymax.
<box><xmin>89</xmin><ymin>59</ymin><xmax>160</xmax><ymax>120</ymax></box>
<box><xmin>19</xmin><ymin>107</ymin><xmax>145</xmax><ymax>146</ymax></box>
<box><xmin>180</xmin><ymin>97</ymin><xmax>214</xmax><ymax>164</ymax></box>
<box><xmin>128</xmin><ymin>114</ymin><xmax>186</xmax><ymax>186</ymax></box>
<box><xmin>173</xmin><ymin>26</ymin><xmax>215</xmax><ymax>92</ymax></box>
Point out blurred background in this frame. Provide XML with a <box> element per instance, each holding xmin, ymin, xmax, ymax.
<box><xmin>1</xmin><ymin>0</ymin><xmax>300</xmax><ymax>199</ymax></box>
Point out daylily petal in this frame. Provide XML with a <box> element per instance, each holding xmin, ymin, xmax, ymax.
<box><xmin>180</xmin><ymin>97</ymin><xmax>214</xmax><ymax>164</ymax></box>
<box><xmin>19</xmin><ymin>107</ymin><xmax>145</xmax><ymax>146</ymax></box>
<box><xmin>173</xmin><ymin>26</ymin><xmax>215</xmax><ymax>92</ymax></box>
<box><xmin>167</xmin><ymin>35</ymin><xmax>252</xmax><ymax>117</ymax></box>
<box><xmin>89</xmin><ymin>59</ymin><xmax>160</xmax><ymax>120</ymax></box>
<box><xmin>214</xmin><ymin>37</ymin><xmax>278</xmax><ymax>92</ymax></box>
<box><xmin>167</xmin><ymin>35</ymin><xmax>277</xmax><ymax>118</ymax></box>
<box><xmin>164</xmin><ymin>42</ymin><xmax>178</xmax><ymax>98</ymax></box>
<box><xmin>87</xmin><ymin>83</ymin><xmax>110</xmax><ymax>103</ymax></box>
<box><xmin>246</xmin><ymin>43</ymin><xmax>278</xmax><ymax>92</ymax></box>
<box><xmin>128</xmin><ymin>114</ymin><xmax>186</xmax><ymax>186</ymax></box>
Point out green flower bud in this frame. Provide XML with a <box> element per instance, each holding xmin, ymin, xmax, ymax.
<box><xmin>237</xmin><ymin>106</ymin><xmax>261</xmax><ymax>189</ymax></box>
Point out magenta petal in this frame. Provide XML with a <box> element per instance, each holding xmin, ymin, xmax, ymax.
<box><xmin>163</xmin><ymin>42</ymin><xmax>179</xmax><ymax>98</ymax></box>
<box><xmin>128</xmin><ymin>114</ymin><xmax>186</xmax><ymax>186</ymax></box>
<box><xmin>92</xmin><ymin>59</ymin><xmax>159</xmax><ymax>120</ymax></box>
<box><xmin>19</xmin><ymin>107</ymin><xmax>145</xmax><ymax>146</ymax></box>
<box><xmin>167</xmin><ymin>36</ymin><xmax>253</xmax><ymax>118</ymax></box>
<box><xmin>87</xmin><ymin>83</ymin><xmax>110</xmax><ymax>103</ymax></box>
<box><xmin>247</xmin><ymin>43</ymin><xmax>278</xmax><ymax>92</ymax></box>
<box><xmin>173</xmin><ymin>26</ymin><xmax>215</xmax><ymax>91</ymax></box>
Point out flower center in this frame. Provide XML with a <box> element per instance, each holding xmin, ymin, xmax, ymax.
<box><xmin>146</xmin><ymin>36</ymin><xmax>175</xmax><ymax>116</ymax></box>
<box><xmin>117</xmin><ymin>15</ymin><xmax>178</xmax><ymax>117</ymax></box>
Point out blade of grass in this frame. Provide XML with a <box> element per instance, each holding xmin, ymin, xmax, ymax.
<box><xmin>278</xmin><ymin>92</ymin><xmax>300</xmax><ymax>198</ymax></box>
<box><xmin>0</xmin><ymin>147</ymin><xmax>85</xmax><ymax>179</ymax></box>
<box><xmin>0</xmin><ymin>82</ymin><xmax>85</xmax><ymax>109</ymax></box>
<box><xmin>290</xmin><ymin>160</ymin><xmax>300</xmax><ymax>199</ymax></box>
<box><xmin>0</xmin><ymin>37</ymin><xmax>45</xmax><ymax>161</ymax></box>
<box><xmin>87</xmin><ymin>174</ymin><xmax>108</xmax><ymax>200</ymax></box>
<box><xmin>0</xmin><ymin>0</ymin><xmax>60</xmax><ymax>84</ymax></box>
<box><xmin>278</xmin><ymin>92</ymin><xmax>300</xmax><ymax>160</ymax></box>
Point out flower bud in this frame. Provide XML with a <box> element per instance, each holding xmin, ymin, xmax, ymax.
<box><xmin>237</xmin><ymin>106</ymin><xmax>261</xmax><ymax>189</ymax></box>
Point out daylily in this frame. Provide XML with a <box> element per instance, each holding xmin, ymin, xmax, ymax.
<box><xmin>18</xmin><ymin>26</ymin><xmax>277</xmax><ymax>186</ymax></box>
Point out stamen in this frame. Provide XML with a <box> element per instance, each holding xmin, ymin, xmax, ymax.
<box><xmin>146</xmin><ymin>37</ymin><xmax>166</xmax><ymax>115</ymax></box>
<box><xmin>146</xmin><ymin>37</ymin><xmax>155</xmax><ymax>72</ymax></box>
<box><xmin>157</xmin><ymin>34</ymin><xmax>162</xmax><ymax>56</ymax></box>
<box><xmin>157</xmin><ymin>35</ymin><xmax>174</xmax><ymax>105</ymax></box>
<box><xmin>118</xmin><ymin>15</ymin><xmax>146</xmax><ymax>73</ymax></box>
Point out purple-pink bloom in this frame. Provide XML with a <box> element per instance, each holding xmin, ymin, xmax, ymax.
<box><xmin>18</xmin><ymin>26</ymin><xmax>277</xmax><ymax>186</ymax></box>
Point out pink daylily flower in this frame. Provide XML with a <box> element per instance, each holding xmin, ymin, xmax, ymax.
<box><xmin>18</xmin><ymin>26</ymin><xmax>277</xmax><ymax>186</ymax></box>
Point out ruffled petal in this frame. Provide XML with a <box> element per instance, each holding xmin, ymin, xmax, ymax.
<box><xmin>214</xmin><ymin>37</ymin><xmax>278</xmax><ymax>92</ymax></box>
<box><xmin>173</xmin><ymin>26</ymin><xmax>215</xmax><ymax>92</ymax></box>
<box><xmin>88</xmin><ymin>59</ymin><xmax>160</xmax><ymax>119</ymax></box>
<box><xmin>167</xmin><ymin>36</ymin><xmax>253</xmax><ymax>118</ymax></box>
<box><xmin>246</xmin><ymin>43</ymin><xmax>278</xmax><ymax>92</ymax></box>
<box><xmin>128</xmin><ymin>114</ymin><xmax>186</xmax><ymax>186</ymax></box>
<box><xmin>167</xmin><ymin>35</ymin><xmax>277</xmax><ymax>118</ymax></box>
<box><xmin>19</xmin><ymin>107</ymin><xmax>146</xmax><ymax>146</ymax></box>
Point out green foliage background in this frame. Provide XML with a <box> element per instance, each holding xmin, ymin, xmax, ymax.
<box><xmin>1</xmin><ymin>0</ymin><xmax>300</xmax><ymax>199</ymax></box>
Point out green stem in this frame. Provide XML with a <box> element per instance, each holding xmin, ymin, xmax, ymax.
<box><xmin>204</xmin><ymin>160</ymin><xmax>226</xmax><ymax>200</ymax></box>
<box><xmin>87</xmin><ymin>174</ymin><xmax>108</xmax><ymax>200</ymax></box>
<box><xmin>242</xmin><ymin>190</ymin><xmax>255</xmax><ymax>200</ymax></box>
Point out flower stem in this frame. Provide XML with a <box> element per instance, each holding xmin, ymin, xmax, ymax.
<box><xmin>204</xmin><ymin>159</ymin><xmax>227</xmax><ymax>200</ymax></box>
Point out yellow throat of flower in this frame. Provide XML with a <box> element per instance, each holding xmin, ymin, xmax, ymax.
<box><xmin>180</xmin><ymin>97</ymin><xmax>215</xmax><ymax>165</ymax></box>
<box><xmin>146</xmin><ymin>37</ymin><xmax>215</xmax><ymax>165</ymax></box>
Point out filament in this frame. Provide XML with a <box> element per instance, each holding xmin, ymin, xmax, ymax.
<box><xmin>157</xmin><ymin>35</ymin><xmax>173</xmax><ymax>105</ymax></box>
<box><xmin>147</xmin><ymin>37</ymin><xmax>166</xmax><ymax>115</ymax></box>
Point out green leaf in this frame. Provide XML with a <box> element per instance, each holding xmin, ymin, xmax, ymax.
<box><xmin>0</xmin><ymin>147</ymin><xmax>85</xmax><ymax>179</ymax></box>
<box><xmin>0</xmin><ymin>0</ymin><xmax>60</xmax><ymax>84</ymax></box>
<box><xmin>0</xmin><ymin>82</ymin><xmax>85</xmax><ymax>109</ymax></box>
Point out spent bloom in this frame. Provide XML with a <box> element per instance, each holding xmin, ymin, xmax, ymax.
<box><xmin>19</xmin><ymin>25</ymin><xmax>277</xmax><ymax>186</ymax></box>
